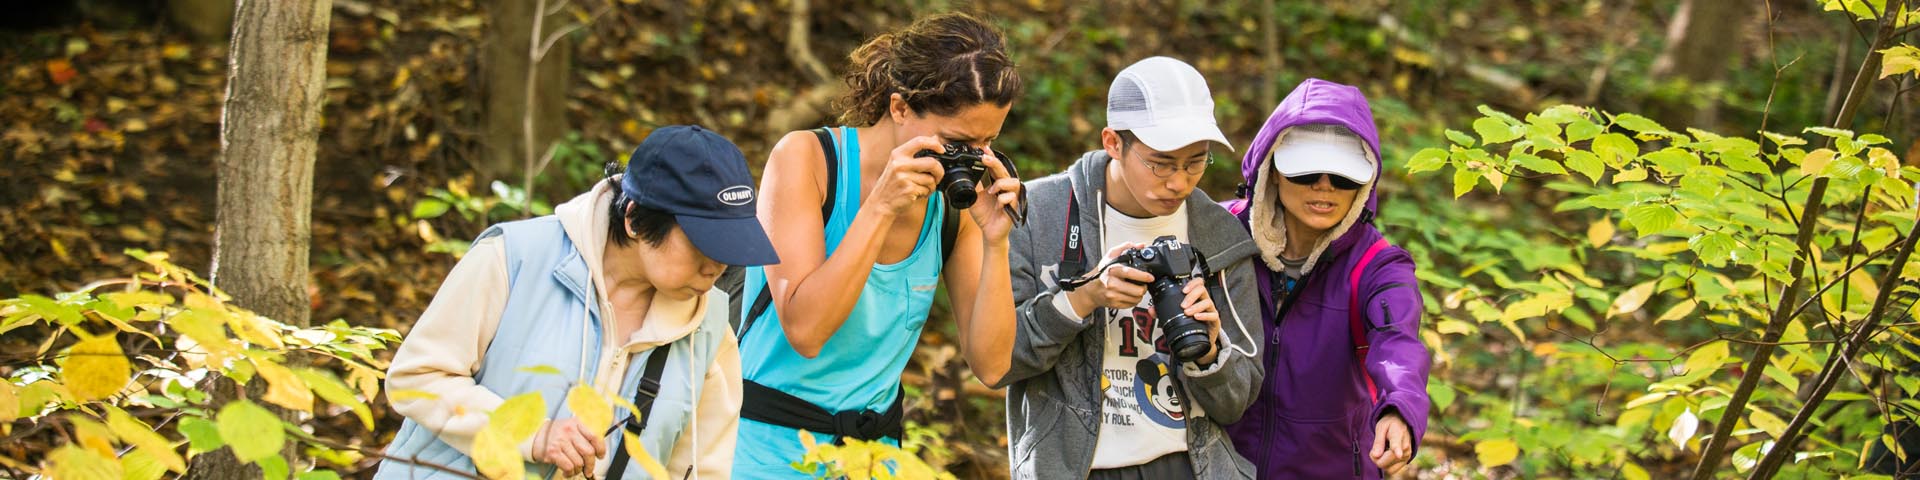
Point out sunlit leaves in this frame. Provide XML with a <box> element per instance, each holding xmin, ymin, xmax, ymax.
<box><xmin>1474</xmin><ymin>117</ymin><xmax>1521</xmax><ymax>144</ymax></box>
<box><xmin>297</xmin><ymin>369</ymin><xmax>375</xmax><ymax>429</ymax></box>
<box><xmin>106</xmin><ymin>406</ymin><xmax>185</xmax><ymax>473</ymax></box>
<box><xmin>1607</xmin><ymin>281</ymin><xmax>1657</xmax><ymax>318</ymax></box>
<box><xmin>1880</xmin><ymin>45</ymin><xmax>1920</xmax><ymax>79</ymax></box>
<box><xmin>567</xmin><ymin>384</ymin><xmax>613</xmax><ymax>438</ymax></box>
<box><xmin>1405</xmin><ymin>148</ymin><xmax>1449</xmax><ymax>175</ymax></box>
<box><xmin>63</xmin><ymin>332</ymin><xmax>130</xmax><ymax>402</ymax></box>
<box><xmin>621</xmin><ymin>431</ymin><xmax>673</xmax><ymax>480</ymax></box>
<box><xmin>1684</xmin><ymin>342</ymin><xmax>1731</xmax><ymax>375</ymax></box>
<box><xmin>471</xmin><ymin>427</ymin><xmax>524</xmax><ymax>480</ymax></box>
<box><xmin>1475</xmin><ymin>439</ymin><xmax>1519</xmax><ymax>467</ymax></box>
<box><xmin>216</xmin><ymin>399</ymin><xmax>285</xmax><ymax>463</ymax></box>
<box><xmin>1587</xmin><ymin>218</ymin><xmax>1615</xmax><ymax>248</ymax></box>
<box><xmin>45</xmin><ymin>445</ymin><xmax>120</xmax><ymax>480</ymax></box>
<box><xmin>251</xmin><ymin>355</ymin><xmax>314</xmax><ymax>412</ymax></box>
<box><xmin>1669</xmin><ymin>408</ymin><xmax>1700</xmax><ymax>450</ymax></box>
<box><xmin>1624</xmin><ymin>204</ymin><xmax>1679</xmax><ymax>237</ymax></box>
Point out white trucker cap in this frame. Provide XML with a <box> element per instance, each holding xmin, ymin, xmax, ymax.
<box><xmin>1107</xmin><ymin>56</ymin><xmax>1235</xmax><ymax>152</ymax></box>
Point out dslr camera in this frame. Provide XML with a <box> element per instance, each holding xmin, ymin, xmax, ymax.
<box><xmin>1113</xmin><ymin>235</ymin><xmax>1213</xmax><ymax>363</ymax></box>
<box><xmin>915</xmin><ymin>142</ymin><xmax>990</xmax><ymax>209</ymax></box>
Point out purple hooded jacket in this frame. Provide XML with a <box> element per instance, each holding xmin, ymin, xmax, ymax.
<box><xmin>1219</xmin><ymin>79</ymin><xmax>1431</xmax><ymax>479</ymax></box>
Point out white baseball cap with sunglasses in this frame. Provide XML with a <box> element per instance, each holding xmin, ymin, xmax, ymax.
<box><xmin>1270</xmin><ymin>124</ymin><xmax>1374</xmax><ymax>187</ymax></box>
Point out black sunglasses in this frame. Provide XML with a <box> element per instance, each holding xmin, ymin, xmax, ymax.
<box><xmin>1283</xmin><ymin>173</ymin><xmax>1364</xmax><ymax>191</ymax></box>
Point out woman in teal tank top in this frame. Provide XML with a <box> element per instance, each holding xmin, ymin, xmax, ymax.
<box><xmin>733</xmin><ymin>13</ymin><xmax>1025</xmax><ymax>478</ymax></box>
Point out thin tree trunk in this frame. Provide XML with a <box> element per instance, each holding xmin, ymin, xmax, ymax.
<box><xmin>1687</xmin><ymin>5</ymin><xmax>1901</xmax><ymax>477</ymax></box>
<box><xmin>191</xmin><ymin>0</ymin><xmax>331</xmax><ymax>477</ymax></box>
<box><xmin>482</xmin><ymin>0</ymin><xmax>569</xmax><ymax>185</ymax></box>
<box><xmin>1649</xmin><ymin>0</ymin><xmax>1753</xmax><ymax>129</ymax></box>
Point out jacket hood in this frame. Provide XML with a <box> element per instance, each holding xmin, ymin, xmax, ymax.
<box><xmin>1237</xmin><ymin>79</ymin><xmax>1384</xmax><ymax>274</ymax></box>
<box><xmin>554</xmin><ymin>177</ymin><xmax>707</xmax><ymax>348</ymax></box>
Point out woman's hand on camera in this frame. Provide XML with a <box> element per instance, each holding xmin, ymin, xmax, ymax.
<box><xmin>1066</xmin><ymin>243</ymin><xmax>1154</xmax><ymax>315</ymax></box>
<box><xmin>871</xmin><ymin>136</ymin><xmax>946</xmax><ymax>217</ymax></box>
<box><xmin>968</xmin><ymin>148</ymin><xmax>1023</xmax><ymax>243</ymax></box>
<box><xmin>1182</xmin><ymin>278</ymin><xmax>1222</xmax><ymax>366</ymax></box>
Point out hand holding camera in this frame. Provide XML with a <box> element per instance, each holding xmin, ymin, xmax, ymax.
<box><xmin>873</xmin><ymin>136</ymin><xmax>950</xmax><ymax>216</ymax></box>
<box><xmin>914</xmin><ymin>141</ymin><xmax>1028</xmax><ymax>229</ymax></box>
<box><xmin>1061</xmin><ymin>236</ymin><xmax>1219</xmax><ymax>364</ymax></box>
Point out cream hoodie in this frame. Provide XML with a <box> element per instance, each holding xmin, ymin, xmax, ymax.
<box><xmin>385</xmin><ymin>178</ymin><xmax>741</xmax><ymax>478</ymax></box>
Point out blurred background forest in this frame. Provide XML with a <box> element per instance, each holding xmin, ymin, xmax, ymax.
<box><xmin>4</xmin><ymin>0</ymin><xmax>1920</xmax><ymax>478</ymax></box>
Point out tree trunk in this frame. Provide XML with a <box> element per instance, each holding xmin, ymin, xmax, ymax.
<box><xmin>190</xmin><ymin>0</ymin><xmax>331</xmax><ymax>477</ymax></box>
<box><xmin>481</xmin><ymin>0</ymin><xmax>570</xmax><ymax>185</ymax></box>
<box><xmin>1648</xmin><ymin>0</ymin><xmax>1753</xmax><ymax>129</ymax></box>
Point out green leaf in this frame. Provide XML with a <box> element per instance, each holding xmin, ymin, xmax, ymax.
<box><xmin>297</xmin><ymin>369</ymin><xmax>375</xmax><ymax>430</ymax></box>
<box><xmin>1689</xmin><ymin>232</ymin><xmax>1737</xmax><ymax>267</ymax></box>
<box><xmin>1612</xmin><ymin>113</ymin><xmax>1668</xmax><ymax>134</ymax></box>
<box><xmin>1539</xmin><ymin>105</ymin><xmax>1588</xmax><ymax>124</ymax></box>
<box><xmin>1405</xmin><ymin>148</ymin><xmax>1450</xmax><ymax>175</ymax></box>
<box><xmin>259</xmin><ymin>455</ymin><xmax>290</xmax><ymax>480</ymax></box>
<box><xmin>1593</xmin><ymin>133</ymin><xmax>1639</xmax><ymax>167</ymax></box>
<box><xmin>1625</xmin><ymin>391</ymin><xmax>1673</xmax><ymax>410</ymax></box>
<box><xmin>178</xmin><ymin>416</ymin><xmax>225</xmax><ymax>453</ymax></box>
<box><xmin>297</xmin><ymin>472</ymin><xmax>345</xmax><ymax>480</ymax></box>
<box><xmin>1452</xmin><ymin>166</ymin><xmax>1480</xmax><ymax>198</ymax></box>
<box><xmin>122</xmin><ymin>448</ymin><xmax>169</xmax><ymax>480</ymax></box>
<box><xmin>216</xmin><ymin>399</ymin><xmax>286</xmax><ymax>462</ymax></box>
<box><xmin>1444</xmin><ymin>129</ymin><xmax>1476</xmax><ymax>147</ymax></box>
<box><xmin>1510</xmin><ymin>152</ymin><xmax>1567</xmax><ymax>175</ymax></box>
<box><xmin>1473</xmin><ymin>117</ymin><xmax>1522</xmax><ymax>144</ymax></box>
<box><xmin>411</xmin><ymin>198</ymin><xmax>452</xmax><ymax>219</ymax></box>
<box><xmin>1625</xmin><ymin>203</ymin><xmax>1679</xmax><ymax>236</ymax></box>
<box><xmin>1565</xmin><ymin>151</ymin><xmax>1604</xmax><ymax>183</ymax></box>
<box><xmin>1761</xmin><ymin>130</ymin><xmax>1806</xmax><ymax>148</ymax></box>
<box><xmin>19</xmin><ymin>294</ymin><xmax>82</xmax><ymax>326</ymax></box>
<box><xmin>1644</xmin><ymin>148</ymin><xmax>1700</xmax><ymax>175</ymax></box>
<box><xmin>1565</xmin><ymin>119</ymin><xmax>1603</xmax><ymax>143</ymax></box>
<box><xmin>107</xmin><ymin>406</ymin><xmax>185</xmax><ymax>473</ymax></box>
<box><xmin>1428</xmin><ymin>383</ymin><xmax>1456</xmax><ymax>410</ymax></box>
<box><xmin>1805</xmin><ymin>126</ymin><xmax>1854</xmax><ymax>139</ymax></box>
<box><xmin>1623</xmin><ymin>462</ymin><xmax>1651</xmax><ymax>480</ymax></box>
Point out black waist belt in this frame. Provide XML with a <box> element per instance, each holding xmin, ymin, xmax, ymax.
<box><xmin>741</xmin><ymin>379</ymin><xmax>905</xmax><ymax>441</ymax></box>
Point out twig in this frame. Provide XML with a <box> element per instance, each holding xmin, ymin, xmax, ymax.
<box><xmin>785</xmin><ymin>0</ymin><xmax>835</xmax><ymax>84</ymax></box>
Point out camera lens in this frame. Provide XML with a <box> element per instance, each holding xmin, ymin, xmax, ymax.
<box><xmin>943</xmin><ymin>178</ymin><xmax>977</xmax><ymax>208</ymax></box>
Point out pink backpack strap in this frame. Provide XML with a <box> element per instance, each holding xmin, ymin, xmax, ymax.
<box><xmin>1348</xmin><ymin>238</ymin><xmax>1390</xmax><ymax>405</ymax></box>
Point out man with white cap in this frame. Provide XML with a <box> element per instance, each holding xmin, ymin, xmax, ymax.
<box><xmin>992</xmin><ymin>56</ymin><xmax>1264</xmax><ymax>479</ymax></box>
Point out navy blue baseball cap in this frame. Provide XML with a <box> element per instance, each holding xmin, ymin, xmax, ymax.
<box><xmin>623</xmin><ymin>125</ymin><xmax>779</xmax><ymax>266</ymax></box>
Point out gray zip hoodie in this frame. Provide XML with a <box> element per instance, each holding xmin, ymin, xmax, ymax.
<box><xmin>995</xmin><ymin>150</ymin><xmax>1263</xmax><ymax>479</ymax></box>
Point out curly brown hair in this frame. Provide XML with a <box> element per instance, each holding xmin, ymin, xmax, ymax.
<box><xmin>834</xmin><ymin>12</ymin><xmax>1022</xmax><ymax>126</ymax></box>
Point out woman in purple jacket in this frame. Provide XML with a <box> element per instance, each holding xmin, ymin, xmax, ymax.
<box><xmin>1219</xmin><ymin>79</ymin><xmax>1431</xmax><ymax>479</ymax></box>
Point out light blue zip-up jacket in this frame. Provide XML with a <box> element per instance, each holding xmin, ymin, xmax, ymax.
<box><xmin>377</xmin><ymin>181</ymin><xmax>741</xmax><ymax>479</ymax></box>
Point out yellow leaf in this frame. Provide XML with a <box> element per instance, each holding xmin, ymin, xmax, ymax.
<box><xmin>1750</xmin><ymin>408</ymin><xmax>1788</xmax><ymax>438</ymax></box>
<box><xmin>250</xmin><ymin>356</ymin><xmax>314</xmax><ymax>412</ymax></box>
<box><xmin>490</xmin><ymin>392</ymin><xmax>546</xmax><ymax>442</ymax></box>
<box><xmin>1587</xmin><ymin>218</ymin><xmax>1615</xmax><ymax>248</ymax></box>
<box><xmin>227</xmin><ymin>312</ymin><xmax>285</xmax><ymax>349</ymax></box>
<box><xmin>107</xmin><ymin>406</ymin><xmax>185</xmax><ymax>473</ymax></box>
<box><xmin>215</xmin><ymin>399</ymin><xmax>285</xmax><ymax>462</ymax></box>
<box><xmin>1622</xmin><ymin>461</ymin><xmax>1651</xmax><ymax>480</ymax></box>
<box><xmin>0</xmin><ymin>381</ymin><xmax>16</xmax><ymax>422</ymax></box>
<box><xmin>1656</xmin><ymin>299</ymin><xmax>1698</xmax><ymax>323</ymax></box>
<box><xmin>121</xmin><ymin>448</ymin><xmax>168</xmax><ymax>480</ymax></box>
<box><xmin>471</xmin><ymin>427</ymin><xmax>524</xmax><ymax>480</ymax></box>
<box><xmin>297</xmin><ymin>368</ymin><xmax>375</xmax><ymax>430</ymax></box>
<box><xmin>347</xmin><ymin>366</ymin><xmax>383</xmax><ymax>400</ymax></box>
<box><xmin>70</xmin><ymin>417</ymin><xmax>115</xmax><ymax>456</ymax></box>
<box><xmin>1800</xmin><ymin>148</ymin><xmax>1837</xmax><ymax>176</ymax></box>
<box><xmin>621</xmin><ymin>431</ymin><xmax>673</xmax><ymax>480</ymax></box>
<box><xmin>64</xmin><ymin>332</ymin><xmax>130</xmax><ymax>402</ymax></box>
<box><xmin>1476</xmin><ymin>439</ymin><xmax>1519</xmax><ymax>467</ymax></box>
<box><xmin>567</xmin><ymin>384</ymin><xmax>613</xmax><ymax>437</ymax></box>
<box><xmin>1685</xmin><ymin>341</ymin><xmax>1731</xmax><ymax>375</ymax></box>
<box><xmin>1607</xmin><ymin>281</ymin><xmax>1658</xmax><ymax>318</ymax></box>
<box><xmin>45</xmin><ymin>445</ymin><xmax>121</xmax><ymax>480</ymax></box>
<box><xmin>386</xmin><ymin>389</ymin><xmax>441</xmax><ymax>403</ymax></box>
<box><xmin>1879</xmin><ymin>45</ymin><xmax>1920</xmax><ymax>79</ymax></box>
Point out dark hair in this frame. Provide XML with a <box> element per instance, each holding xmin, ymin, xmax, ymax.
<box><xmin>1116</xmin><ymin>130</ymin><xmax>1139</xmax><ymax>154</ymax></box>
<box><xmin>606</xmin><ymin>165</ymin><xmax>677</xmax><ymax>248</ymax></box>
<box><xmin>835</xmin><ymin>13</ymin><xmax>1023</xmax><ymax>126</ymax></box>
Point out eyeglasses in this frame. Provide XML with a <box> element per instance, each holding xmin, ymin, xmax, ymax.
<box><xmin>1140</xmin><ymin>157</ymin><xmax>1213</xmax><ymax>178</ymax></box>
<box><xmin>1283</xmin><ymin>173</ymin><xmax>1364</xmax><ymax>190</ymax></box>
